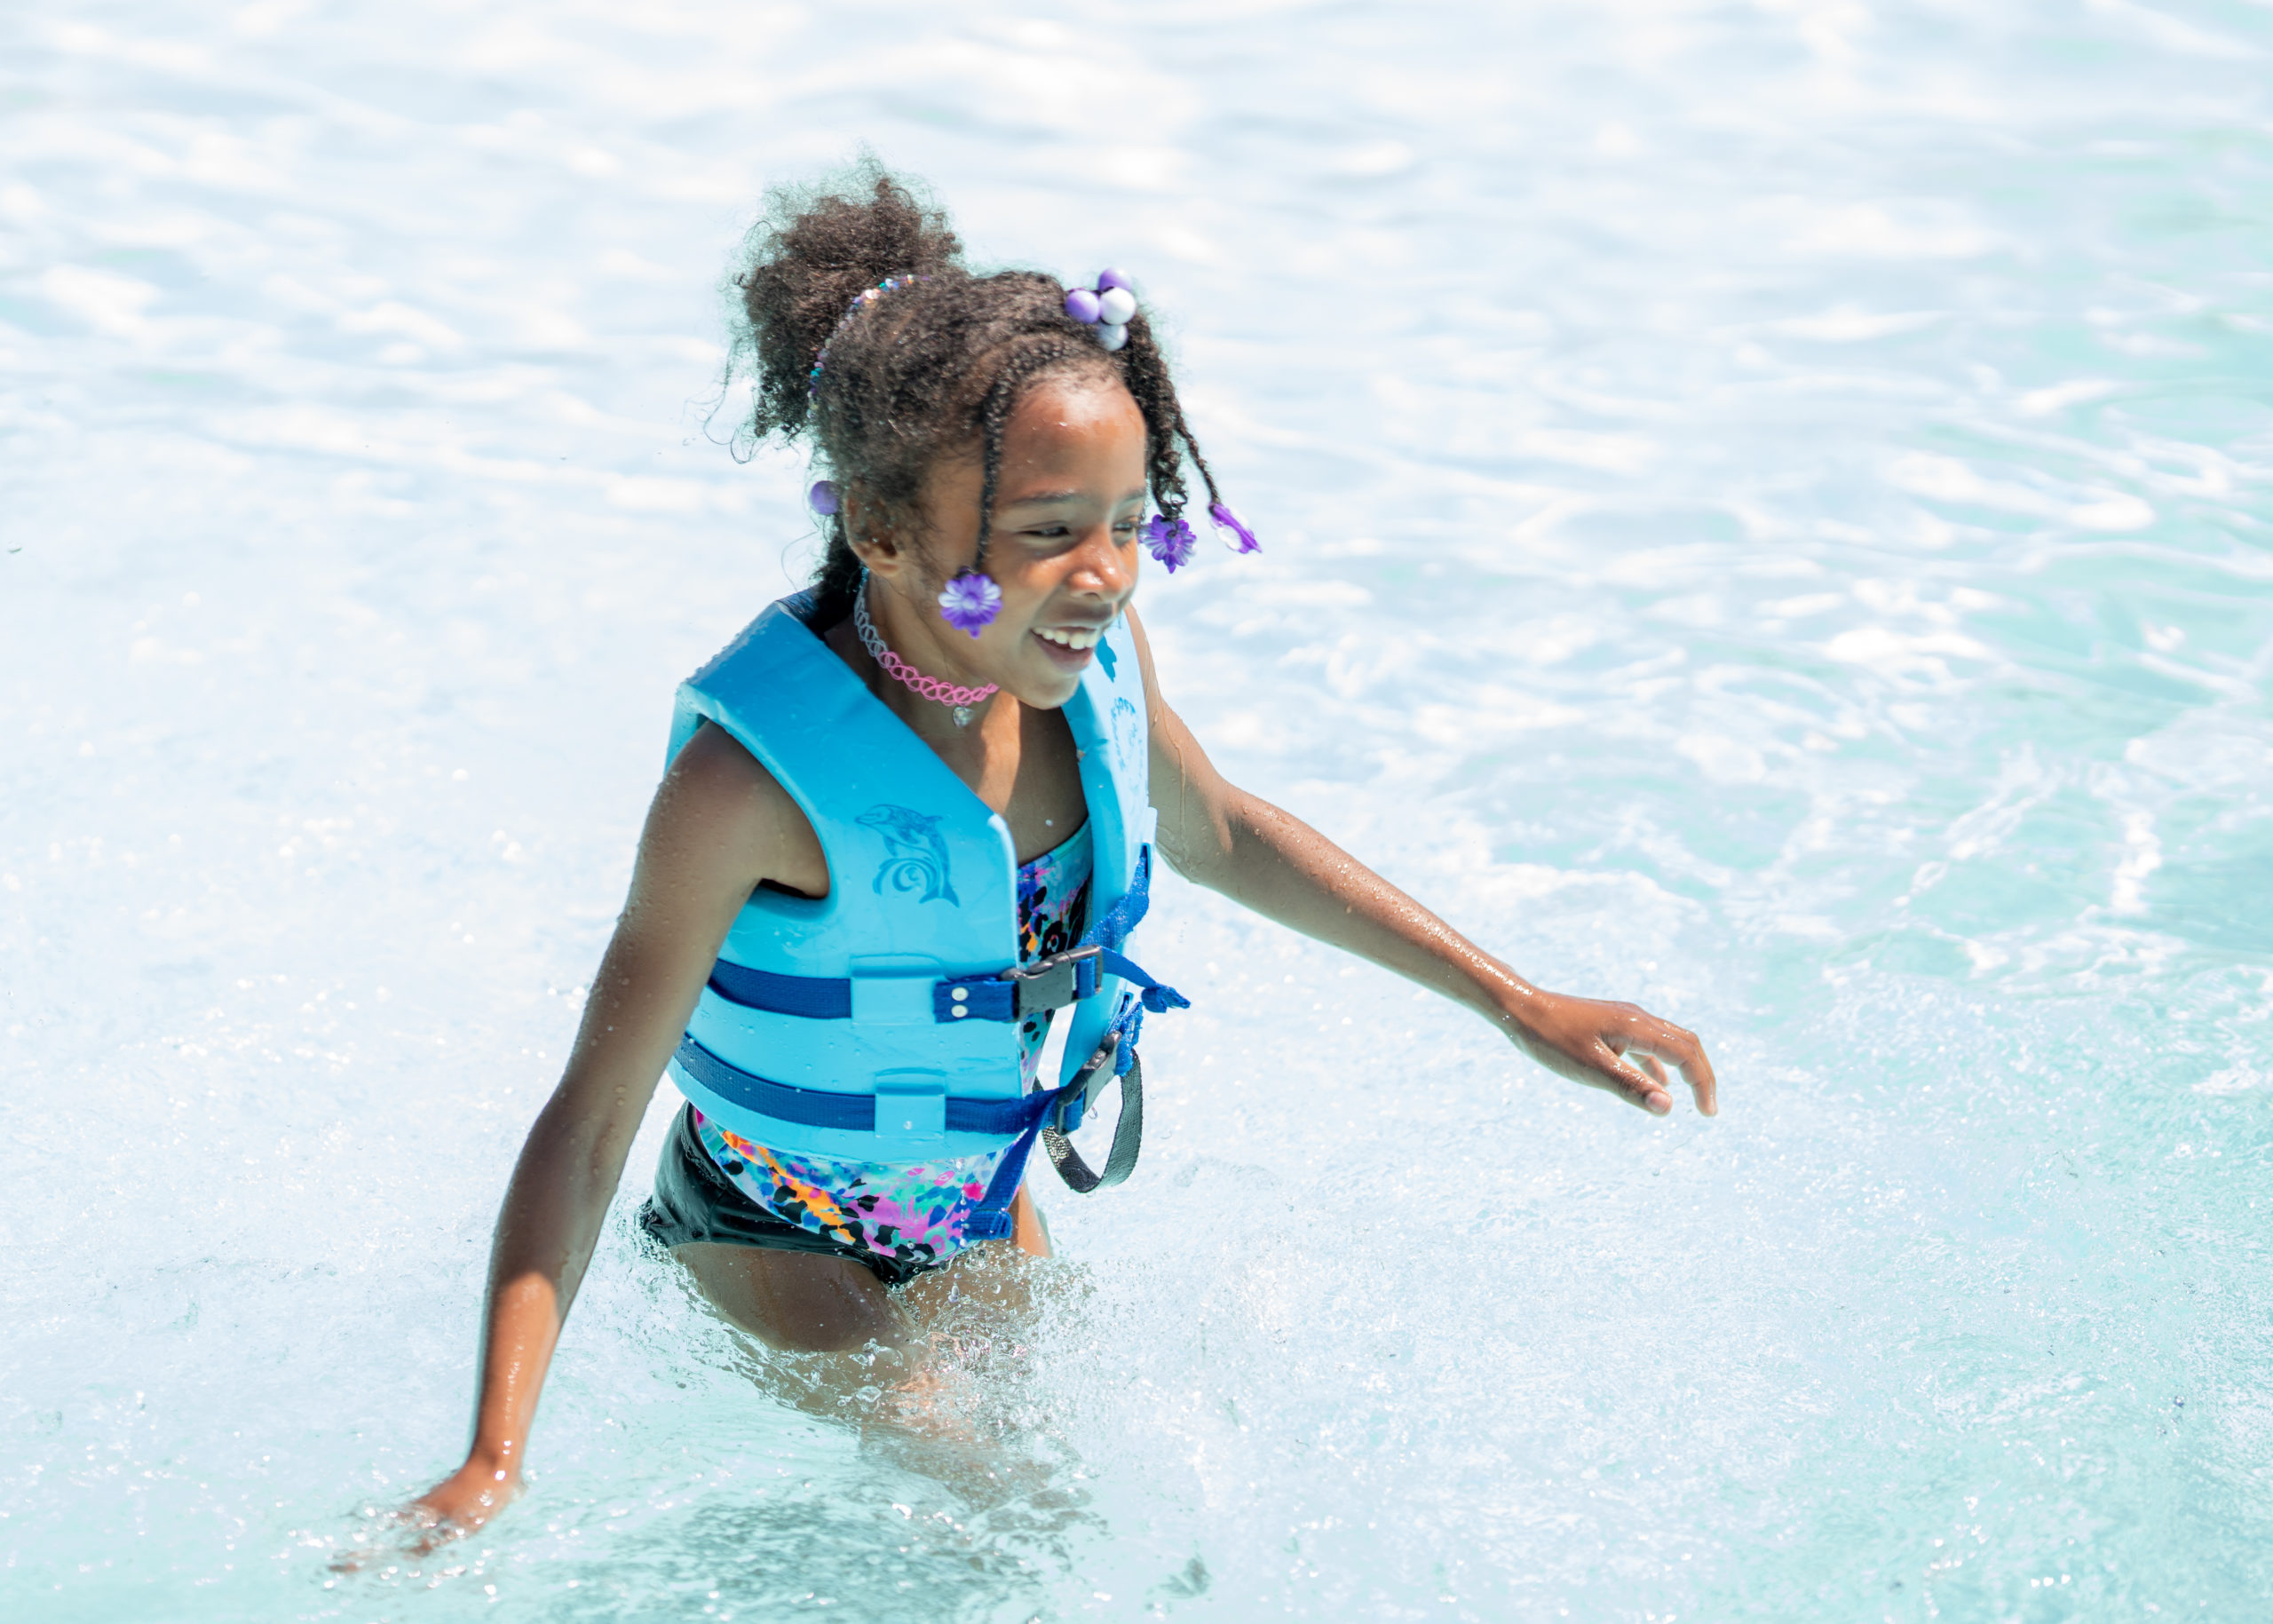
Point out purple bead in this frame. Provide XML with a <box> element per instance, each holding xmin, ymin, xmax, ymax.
<box><xmin>1064</xmin><ymin>287</ymin><xmax>1102</xmax><ymax>325</ymax></box>
<box><xmin>1096</xmin><ymin>267</ymin><xmax>1131</xmax><ymax>293</ymax></box>
<box><xmin>1208</xmin><ymin>502</ymin><xmax>1260</xmax><ymax>554</ymax></box>
<box><xmin>808</xmin><ymin>479</ymin><xmax>840</xmax><ymax>516</ymax></box>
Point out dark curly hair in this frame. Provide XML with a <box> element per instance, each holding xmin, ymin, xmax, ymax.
<box><xmin>726</xmin><ymin>160</ymin><xmax>1230</xmax><ymax>627</ymax></box>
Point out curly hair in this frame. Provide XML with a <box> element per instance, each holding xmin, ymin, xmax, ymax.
<box><xmin>726</xmin><ymin>160</ymin><xmax>1229</xmax><ymax>627</ymax></box>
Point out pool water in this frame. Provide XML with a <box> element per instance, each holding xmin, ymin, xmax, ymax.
<box><xmin>4</xmin><ymin>1</ymin><xmax>2269</xmax><ymax>1618</ymax></box>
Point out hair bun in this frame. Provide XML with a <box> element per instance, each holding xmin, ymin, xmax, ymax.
<box><xmin>731</xmin><ymin>160</ymin><xmax>964</xmax><ymax>444</ymax></box>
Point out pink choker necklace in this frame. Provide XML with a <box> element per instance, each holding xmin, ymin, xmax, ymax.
<box><xmin>854</xmin><ymin>574</ymin><xmax>999</xmax><ymax>727</ymax></box>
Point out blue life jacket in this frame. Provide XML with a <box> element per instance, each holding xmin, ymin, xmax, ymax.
<box><xmin>661</xmin><ymin>590</ymin><xmax>1183</xmax><ymax>1238</ymax></box>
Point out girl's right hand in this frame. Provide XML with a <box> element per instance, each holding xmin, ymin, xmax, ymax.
<box><xmin>329</xmin><ymin>1456</ymin><xmax>516</xmax><ymax>1572</ymax></box>
<box><xmin>357</xmin><ymin>723</ymin><xmax>787</xmax><ymax>1564</ymax></box>
<box><xmin>404</xmin><ymin>1455</ymin><xmax>519</xmax><ymax>1549</ymax></box>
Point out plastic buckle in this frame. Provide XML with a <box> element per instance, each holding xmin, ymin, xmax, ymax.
<box><xmin>1004</xmin><ymin>943</ymin><xmax>1102</xmax><ymax>1016</ymax></box>
<box><xmin>1050</xmin><ymin>1034</ymin><xmax>1119</xmax><ymax>1136</ymax></box>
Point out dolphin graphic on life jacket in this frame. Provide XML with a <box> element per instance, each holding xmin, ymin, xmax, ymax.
<box><xmin>857</xmin><ymin>804</ymin><xmax>958</xmax><ymax>906</ymax></box>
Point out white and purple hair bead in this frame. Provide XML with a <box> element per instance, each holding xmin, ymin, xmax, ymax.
<box><xmin>1065</xmin><ymin>268</ymin><xmax>1139</xmax><ymax>353</ymax></box>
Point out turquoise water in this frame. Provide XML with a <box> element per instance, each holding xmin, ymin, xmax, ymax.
<box><xmin>4</xmin><ymin>1</ymin><xmax>2269</xmax><ymax>1618</ymax></box>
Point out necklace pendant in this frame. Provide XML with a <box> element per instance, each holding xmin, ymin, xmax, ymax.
<box><xmin>952</xmin><ymin>705</ymin><xmax>973</xmax><ymax>727</ymax></box>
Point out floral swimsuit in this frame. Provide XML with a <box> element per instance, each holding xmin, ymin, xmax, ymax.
<box><xmin>690</xmin><ymin>820</ymin><xmax>1091</xmax><ymax>1268</ymax></box>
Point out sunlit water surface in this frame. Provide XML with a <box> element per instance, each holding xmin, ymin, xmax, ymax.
<box><xmin>4</xmin><ymin>1</ymin><xmax>2271</xmax><ymax>1618</ymax></box>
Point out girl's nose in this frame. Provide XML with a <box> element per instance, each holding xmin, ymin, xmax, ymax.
<box><xmin>1066</xmin><ymin>522</ymin><xmax>1134</xmax><ymax>600</ymax></box>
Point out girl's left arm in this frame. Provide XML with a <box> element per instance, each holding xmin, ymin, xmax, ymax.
<box><xmin>1127</xmin><ymin>609</ymin><xmax>1717</xmax><ymax>1117</ymax></box>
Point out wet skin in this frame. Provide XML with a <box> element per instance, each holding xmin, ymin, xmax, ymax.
<box><xmin>400</xmin><ymin>372</ymin><xmax>1718</xmax><ymax>1547</ymax></box>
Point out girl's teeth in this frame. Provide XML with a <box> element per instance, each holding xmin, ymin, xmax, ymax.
<box><xmin>1038</xmin><ymin>627</ymin><xmax>1099</xmax><ymax>650</ymax></box>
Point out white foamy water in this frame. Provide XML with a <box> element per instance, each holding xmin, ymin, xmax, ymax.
<box><xmin>4</xmin><ymin>1</ymin><xmax>2271</xmax><ymax>1619</ymax></box>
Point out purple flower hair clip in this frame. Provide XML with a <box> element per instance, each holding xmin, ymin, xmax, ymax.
<box><xmin>1064</xmin><ymin>268</ymin><xmax>1138</xmax><ymax>353</ymax></box>
<box><xmin>938</xmin><ymin>569</ymin><xmax>1002</xmax><ymax>638</ymax></box>
<box><xmin>1143</xmin><ymin>514</ymin><xmax>1196</xmax><ymax>572</ymax></box>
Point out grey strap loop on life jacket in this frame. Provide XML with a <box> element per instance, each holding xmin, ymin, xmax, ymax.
<box><xmin>1040</xmin><ymin>1038</ymin><xmax>1144</xmax><ymax>1194</ymax></box>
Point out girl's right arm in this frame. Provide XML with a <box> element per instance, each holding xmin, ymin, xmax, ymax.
<box><xmin>407</xmin><ymin>724</ymin><xmax>796</xmax><ymax>1541</ymax></box>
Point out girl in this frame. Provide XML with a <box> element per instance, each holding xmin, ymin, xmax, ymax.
<box><xmin>409</xmin><ymin>167</ymin><xmax>1716</xmax><ymax>1539</ymax></box>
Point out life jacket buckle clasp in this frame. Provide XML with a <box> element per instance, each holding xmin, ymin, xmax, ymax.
<box><xmin>1002</xmin><ymin>943</ymin><xmax>1103</xmax><ymax>1016</ymax></box>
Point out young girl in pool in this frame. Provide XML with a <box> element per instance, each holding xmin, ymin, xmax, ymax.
<box><xmin>410</xmin><ymin>167</ymin><xmax>1717</xmax><ymax>1537</ymax></box>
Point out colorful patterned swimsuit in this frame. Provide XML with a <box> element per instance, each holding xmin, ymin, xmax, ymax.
<box><xmin>690</xmin><ymin>820</ymin><xmax>1092</xmax><ymax>1268</ymax></box>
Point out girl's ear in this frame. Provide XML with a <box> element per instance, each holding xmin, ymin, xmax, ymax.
<box><xmin>842</xmin><ymin>486</ymin><xmax>909</xmax><ymax>580</ymax></box>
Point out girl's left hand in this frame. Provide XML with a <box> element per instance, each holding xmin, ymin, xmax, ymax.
<box><xmin>1498</xmin><ymin>987</ymin><xmax>1718</xmax><ymax>1117</ymax></box>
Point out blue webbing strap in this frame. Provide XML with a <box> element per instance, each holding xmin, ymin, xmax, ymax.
<box><xmin>706</xmin><ymin>961</ymin><xmax>851</xmax><ymax>1019</ymax></box>
<box><xmin>673</xmin><ymin>1036</ymin><xmax>1052</xmax><ymax>1138</ymax></box>
<box><xmin>1058</xmin><ymin>847</ymin><xmax>1188</xmax><ymax>1019</ymax></box>
<box><xmin>974</xmin><ymin>848</ymin><xmax>1184</xmax><ymax>1148</ymax></box>
<box><xmin>1080</xmin><ymin>844</ymin><xmax>1152</xmax><ymax>954</ymax></box>
<box><xmin>708</xmin><ymin>961</ymin><xmax>1021</xmax><ymax>1023</ymax></box>
<box><xmin>709</xmin><ymin>854</ymin><xmax>1185</xmax><ymax>1027</ymax></box>
<box><xmin>1095</xmin><ymin>947</ymin><xmax>1189</xmax><ymax>1015</ymax></box>
<box><xmin>673</xmin><ymin>1034</ymin><xmax>1144</xmax><ymax>1243</ymax></box>
<box><xmin>673</xmin><ymin>1036</ymin><xmax>870</xmax><ymax>1129</ymax></box>
<box><xmin>970</xmin><ymin>1034</ymin><xmax>1145</xmax><ymax>1233</ymax></box>
<box><xmin>963</xmin><ymin>1107</ymin><xmax>1050</xmax><ymax>1241</ymax></box>
<box><xmin>707</xmin><ymin>955</ymin><xmax>1181</xmax><ymax>1023</ymax></box>
<box><xmin>931</xmin><ymin>978</ymin><xmax>1018</xmax><ymax>1022</ymax></box>
<box><xmin>931</xmin><ymin>945</ymin><xmax>1184</xmax><ymax>1022</ymax></box>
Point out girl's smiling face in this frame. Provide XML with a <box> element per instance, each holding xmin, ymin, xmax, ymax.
<box><xmin>851</xmin><ymin>369</ymin><xmax>1149</xmax><ymax>711</ymax></box>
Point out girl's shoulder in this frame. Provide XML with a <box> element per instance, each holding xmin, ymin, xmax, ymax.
<box><xmin>648</xmin><ymin>719</ymin><xmax>827</xmax><ymax>899</ymax></box>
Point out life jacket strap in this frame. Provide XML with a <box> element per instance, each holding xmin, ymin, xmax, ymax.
<box><xmin>938</xmin><ymin>941</ymin><xmax>1191</xmax><ymax>1021</ymax></box>
<box><xmin>704</xmin><ymin>962</ymin><xmax>852</xmax><ymax>1019</ymax></box>
<box><xmin>677</xmin><ymin>1028</ymin><xmax>1142</xmax><ymax>1243</ymax></box>
<box><xmin>962</xmin><ymin>1032</ymin><xmax>1144</xmax><ymax>1239</ymax></box>
<box><xmin>673</xmin><ymin>1034</ymin><xmax>1049</xmax><ymax>1137</ymax></box>
<box><xmin>962</xmin><ymin>852</ymin><xmax>1181</xmax><ymax>1214</ymax></box>
<box><xmin>1040</xmin><ymin>1040</ymin><xmax>1144</xmax><ymax>1194</ymax></box>
<box><xmin>706</xmin><ymin>944</ymin><xmax>1187</xmax><ymax>1025</ymax></box>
